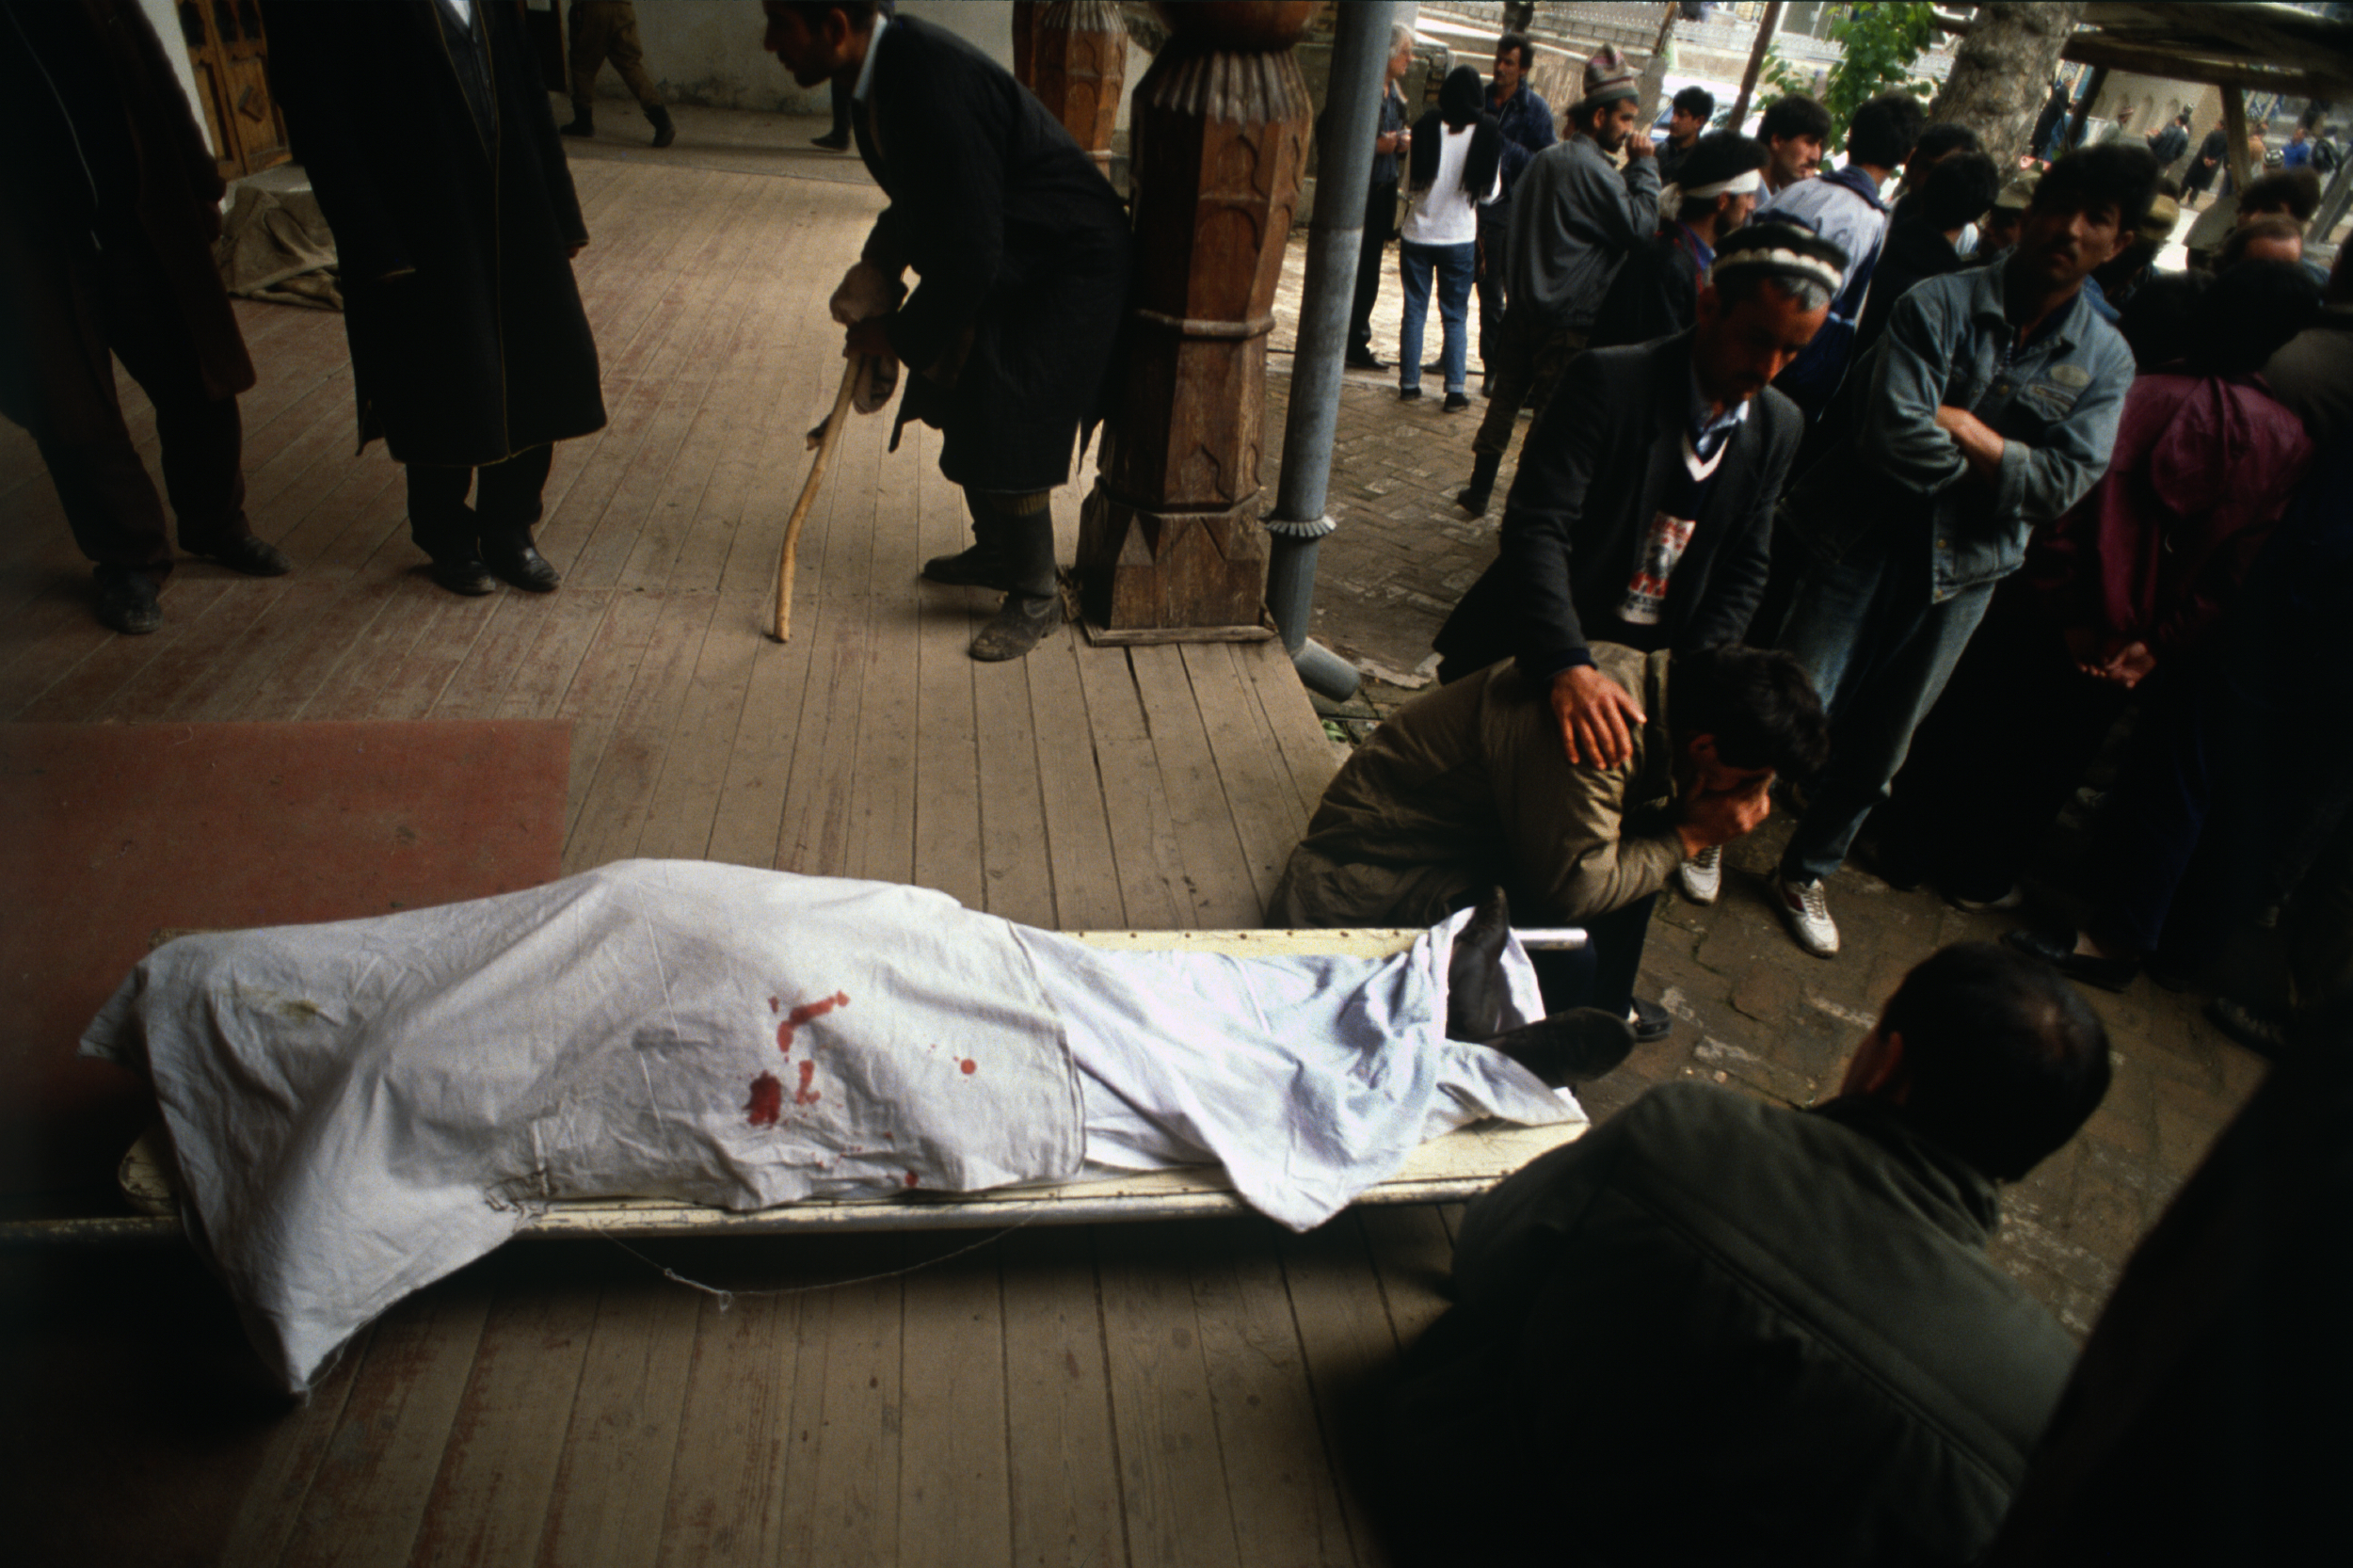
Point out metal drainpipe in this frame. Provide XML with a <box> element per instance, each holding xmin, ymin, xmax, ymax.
<box><xmin>1263</xmin><ymin>0</ymin><xmax>1394</xmax><ymax>702</ymax></box>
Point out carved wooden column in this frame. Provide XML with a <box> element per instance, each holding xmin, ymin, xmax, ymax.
<box><xmin>1076</xmin><ymin>2</ymin><xmax>1315</xmax><ymax>638</ymax></box>
<box><xmin>1012</xmin><ymin>1</ymin><xmax>1043</xmax><ymax>90</ymax></box>
<box><xmin>1028</xmin><ymin>2</ymin><xmax>1128</xmax><ymax>181</ymax></box>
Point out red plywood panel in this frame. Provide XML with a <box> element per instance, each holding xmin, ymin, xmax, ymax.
<box><xmin>0</xmin><ymin>720</ymin><xmax>569</xmax><ymax>1208</ymax></box>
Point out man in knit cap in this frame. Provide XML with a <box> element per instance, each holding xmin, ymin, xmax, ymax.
<box><xmin>1458</xmin><ymin>43</ymin><xmax>1657</xmax><ymax>517</ymax></box>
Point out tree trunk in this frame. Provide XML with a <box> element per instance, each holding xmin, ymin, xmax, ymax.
<box><xmin>1929</xmin><ymin>1</ymin><xmax>2087</xmax><ymax>168</ymax></box>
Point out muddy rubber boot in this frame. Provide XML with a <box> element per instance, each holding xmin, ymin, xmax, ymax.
<box><xmin>1458</xmin><ymin>449</ymin><xmax>1502</xmax><ymax>516</ymax></box>
<box><xmin>1446</xmin><ymin>887</ymin><xmax>1515</xmax><ymax>1043</ymax></box>
<box><xmin>559</xmin><ymin>104</ymin><xmax>594</xmax><ymax>137</ymax></box>
<box><xmin>967</xmin><ymin>498</ymin><xmax>1060</xmax><ymax>662</ymax></box>
<box><xmin>921</xmin><ymin>511</ymin><xmax>1011</xmax><ymax>589</ymax></box>
<box><xmin>1482</xmin><ymin>1008</ymin><xmax>1636</xmax><ymax>1087</ymax></box>
<box><xmin>647</xmin><ymin>103</ymin><xmax>675</xmax><ymax>149</ymax></box>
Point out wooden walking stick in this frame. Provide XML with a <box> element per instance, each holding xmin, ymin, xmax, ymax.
<box><xmin>771</xmin><ymin>355</ymin><xmax>865</xmax><ymax>642</ymax></box>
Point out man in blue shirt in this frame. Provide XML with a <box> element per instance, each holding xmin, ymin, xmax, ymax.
<box><xmin>1474</xmin><ymin>30</ymin><xmax>1555</xmax><ymax>389</ymax></box>
<box><xmin>1766</xmin><ymin>145</ymin><xmax>2156</xmax><ymax>960</ymax></box>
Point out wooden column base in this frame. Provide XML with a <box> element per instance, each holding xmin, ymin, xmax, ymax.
<box><xmin>1078</xmin><ymin>488</ymin><xmax>1275</xmax><ymax>640</ymax></box>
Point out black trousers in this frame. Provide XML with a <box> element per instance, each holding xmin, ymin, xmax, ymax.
<box><xmin>33</xmin><ymin>232</ymin><xmax>249</xmax><ymax>579</ymax></box>
<box><xmin>1347</xmin><ymin>179</ymin><xmax>1398</xmax><ymax>353</ymax></box>
<box><xmin>1529</xmin><ymin>893</ymin><xmax>1657</xmax><ymax>1019</ymax></box>
<box><xmin>405</xmin><ymin>443</ymin><xmax>555</xmax><ymax>559</ymax></box>
<box><xmin>1882</xmin><ymin>592</ymin><xmax>2132</xmax><ymax>903</ymax></box>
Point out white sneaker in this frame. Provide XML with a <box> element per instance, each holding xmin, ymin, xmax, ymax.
<box><xmin>1676</xmin><ymin>845</ymin><xmax>1723</xmax><ymax>904</ymax></box>
<box><xmin>1773</xmin><ymin>875</ymin><xmax>1840</xmax><ymax>957</ymax></box>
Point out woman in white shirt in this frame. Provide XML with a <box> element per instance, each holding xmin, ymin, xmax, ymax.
<box><xmin>1399</xmin><ymin>66</ymin><xmax>1503</xmax><ymax>408</ymax></box>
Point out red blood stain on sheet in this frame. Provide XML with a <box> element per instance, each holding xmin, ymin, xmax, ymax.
<box><xmin>904</xmin><ymin>1170</ymin><xmax>920</xmax><ymax>1188</ymax></box>
<box><xmin>960</xmin><ymin>1058</ymin><xmax>978</xmax><ymax>1075</ymax></box>
<box><xmin>794</xmin><ymin>1058</ymin><xmax>822</xmax><ymax>1105</ymax></box>
<box><xmin>744</xmin><ymin>1073</ymin><xmax>783</xmax><ymax>1126</ymax></box>
<box><xmin>769</xmin><ymin>997</ymin><xmax>779</xmax><ymax>1012</ymax></box>
<box><xmin>776</xmin><ymin>990</ymin><xmax>850</xmax><ymax>1054</ymax></box>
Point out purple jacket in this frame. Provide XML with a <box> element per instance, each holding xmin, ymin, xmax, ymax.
<box><xmin>2025</xmin><ymin>373</ymin><xmax>2313</xmax><ymax>658</ymax></box>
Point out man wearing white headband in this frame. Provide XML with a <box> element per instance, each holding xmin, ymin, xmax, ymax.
<box><xmin>1590</xmin><ymin>132</ymin><xmax>1771</xmax><ymax>353</ymax></box>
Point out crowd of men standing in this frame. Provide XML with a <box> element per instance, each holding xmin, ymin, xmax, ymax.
<box><xmin>1301</xmin><ymin>22</ymin><xmax>2348</xmax><ymax>1566</ymax></box>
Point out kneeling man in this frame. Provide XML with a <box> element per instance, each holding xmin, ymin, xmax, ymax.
<box><xmin>1383</xmin><ymin>941</ymin><xmax>2110</xmax><ymax>1567</ymax></box>
<box><xmin>1268</xmin><ymin>642</ymin><xmax>1830</xmax><ymax>1035</ymax></box>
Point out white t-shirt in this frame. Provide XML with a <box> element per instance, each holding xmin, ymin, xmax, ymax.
<box><xmin>1401</xmin><ymin>123</ymin><xmax>1502</xmax><ymax>248</ymax></box>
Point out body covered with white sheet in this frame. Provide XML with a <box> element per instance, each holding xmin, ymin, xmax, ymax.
<box><xmin>83</xmin><ymin>860</ymin><xmax>1577</xmax><ymax>1393</ymax></box>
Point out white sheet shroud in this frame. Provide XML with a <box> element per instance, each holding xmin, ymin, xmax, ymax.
<box><xmin>80</xmin><ymin>860</ymin><xmax>1577</xmax><ymax>1394</ymax></box>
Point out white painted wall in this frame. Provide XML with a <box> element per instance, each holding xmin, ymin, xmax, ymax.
<box><xmin>136</xmin><ymin>0</ymin><xmax>206</xmax><ymax>134</ymax></box>
<box><xmin>596</xmin><ymin>0</ymin><xmax>1016</xmax><ymax>112</ymax></box>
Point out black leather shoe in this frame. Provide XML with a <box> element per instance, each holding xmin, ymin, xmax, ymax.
<box><xmin>1344</xmin><ymin>345</ymin><xmax>1385</xmax><ymax>371</ymax></box>
<box><xmin>968</xmin><ymin>591</ymin><xmax>1061</xmax><ymax>662</ymax></box>
<box><xmin>194</xmin><ymin>533</ymin><xmax>292</xmax><ymax>577</ymax></box>
<box><xmin>1397</xmin><ymin>386</ymin><xmax>1422</xmax><ymax>401</ymax></box>
<box><xmin>1484</xmin><ymin>1008</ymin><xmax>1636</xmax><ymax>1087</ymax></box>
<box><xmin>482</xmin><ymin>538</ymin><xmax>560</xmax><ymax>594</ymax></box>
<box><xmin>2003</xmin><ymin>927</ymin><xmax>2137</xmax><ymax>992</ymax></box>
<box><xmin>1443</xmin><ymin>391</ymin><xmax>1471</xmax><ymax>412</ymax></box>
<box><xmin>810</xmin><ymin>130</ymin><xmax>850</xmax><ymax>151</ymax></box>
<box><xmin>93</xmin><ymin>567</ymin><xmax>163</xmax><ymax>634</ymax></box>
<box><xmin>426</xmin><ymin>553</ymin><xmax>498</xmax><ymax>597</ymax></box>
<box><xmin>920</xmin><ymin>544</ymin><xmax>1013</xmax><ymax>590</ymax></box>
<box><xmin>1627</xmin><ymin>997</ymin><xmax>1673</xmax><ymax>1043</ymax></box>
<box><xmin>1446</xmin><ymin>888</ymin><xmax>1514</xmax><ymax>1043</ymax></box>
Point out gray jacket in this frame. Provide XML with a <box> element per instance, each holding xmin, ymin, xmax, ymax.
<box><xmin>1503</xmin><ymin>133</ymin><xmax>1660</xmax><ymax>334</ymax></box>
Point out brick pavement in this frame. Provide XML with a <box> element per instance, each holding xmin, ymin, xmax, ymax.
<box><xmin>1263</xmin><ymin>233</ymin><xmax>2268</xmax><ymax>1338</ymax></box>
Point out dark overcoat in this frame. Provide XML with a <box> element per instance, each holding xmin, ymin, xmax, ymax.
<box><xmin>853</xmin><ymin>15</ymin><xmax>1130</xmax><ymax>492</ymax></box>
<box><xmin>263</xmin><ymin>0</ymin><xmax>604</xmax><ymax>467</ymax></box>
<box><xmin>0</xmin><ymin>0</ymin><xmax>254</xmax><ymax>442</ymax></box>
<box><xmin>1435</xmin><ymin>330</ymin><xmax>1803</xmax><ymax>677</ymax></box>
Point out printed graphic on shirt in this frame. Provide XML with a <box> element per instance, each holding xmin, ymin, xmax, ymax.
<box><xmin>1619</xmin><ymin>509</ymin><xmax>1698</xmax><ymax>626</ymax></box>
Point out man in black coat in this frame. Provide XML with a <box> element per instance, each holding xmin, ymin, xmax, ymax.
<box><xmin>1433</xmin><ymin>224</ymin><xmax>1840</xmax><ymax>932</ymax></box>
<box><xmin>1436</xmin><ymin>225</ymin><xmax>1838</xmax><ymax>737</ymax></box>
<box><xmin>761</xmin><ymin>1</ymin><xmax>1132</xmax><ymax>663</ymax></box>
<box><xmin>0</xmin><ymin>0</ymin><xmax>291</xmax><ymax>633</ymax></box>
<box><xmin>265</xmin><ymin>0</ymin><xmax>606</xmax><ymax>598</ymax></box>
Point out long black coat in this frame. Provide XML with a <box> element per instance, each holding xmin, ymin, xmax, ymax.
<box><xmin>0</xmin><ymin>0</ymin><xmax>253</xmax><ymax>442</ymax></box>
<box><xmin>263</xmin><ymin>0</ymin><xmax>604</xmax><ymax>467</ymax></box>
<box><xmin>854</xmin><ymin>15</ymin><xmax>1129</xmax><ymax>492</ymax></box>
<box><xmin>1435</xmin><ymin>330</ymin><xmax>1802</xmax><ymax>678</ymax></box>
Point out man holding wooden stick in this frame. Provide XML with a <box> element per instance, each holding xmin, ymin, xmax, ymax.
<box><xmin>761</xmin><ymin>0</ymin><xmax>1131</xmax><ymax>662</ymax></box>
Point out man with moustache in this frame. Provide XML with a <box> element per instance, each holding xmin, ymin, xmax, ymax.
<box><xmin>1765</xmin><ymin>146</ymin><xmax>2153</xmax><ymax>959</ymax></box>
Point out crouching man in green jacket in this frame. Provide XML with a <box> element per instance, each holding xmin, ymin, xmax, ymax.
<box><xmin>1382</xmin><ymin>941</ymin><xmax>2110</xmax><ymax>1567</ymax></box>
<box><xmin>1267</xmin><ymin>642</ymin><xmax>1829</xmax><ymax>1043</ymax></box>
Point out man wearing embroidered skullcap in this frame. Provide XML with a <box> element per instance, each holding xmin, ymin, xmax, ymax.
<box><xmin>1763</xmin><ymin>145</ymin><xmax>2153</xmax><ymax>961</ymax></box>
<box><xmin>1429</xmin><ymin>223</ymin><xmax>1845</xmax><ymax>993</ymax></box>
<box><xmin>1458</xmin><ymin>43</ymin><xmax>1657</xmax><ymax>517</ymax></box>
<box><xmin>1589</xmin><ymin>132</ymin><xmax>1771</xmax><ymax>352</ymax></box>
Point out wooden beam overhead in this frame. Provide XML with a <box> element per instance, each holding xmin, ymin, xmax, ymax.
<box><xmin>2058</xmin><ymin>35</ymin><xmax>2353</xmax><ymax>99</ymax></box>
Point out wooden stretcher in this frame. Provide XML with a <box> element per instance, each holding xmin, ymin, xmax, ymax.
<box><xmin>4</xmin><ymin>927</ymin><xmax>1590</xmax><ymax>1246</ymax></box>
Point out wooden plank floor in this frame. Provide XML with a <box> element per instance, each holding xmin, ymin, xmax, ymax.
<box><xmin>0</xmin><ymin>156</ymin><xmax>1479</xmax><ymax>1568</ymax></box>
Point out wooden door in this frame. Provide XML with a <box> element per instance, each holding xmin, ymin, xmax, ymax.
<box><xmin>177</xmin><ymin>0</ymin><xmax>291</xmax><ymax>181</ymax></box>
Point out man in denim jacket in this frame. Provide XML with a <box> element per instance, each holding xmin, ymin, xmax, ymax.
<box><xmin>1766</xmin><ymin>146</ymin><xmax>2155</xmax><ymax>959</ymax></box>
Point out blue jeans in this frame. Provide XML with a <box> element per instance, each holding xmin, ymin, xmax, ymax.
<box><xmin>1773</xmin><ymin>529</ymin><xmax>1994</xmax><ymax>884</ymax></box>
<box><xmin>1399</xmin><ymin>240</ymin><xmax>1474</xmax><ymax>394</ymax></box>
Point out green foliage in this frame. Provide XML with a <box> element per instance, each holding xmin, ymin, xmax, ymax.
<box><xmin>1754</xmin><ymin>4</ymin><xmax>1943</xmax><ymax>152</ymax></box>
<box><xmin>1817</xmin><ymin>3</ymin><xmax>1942</xmax><ymax>150</ymax></box>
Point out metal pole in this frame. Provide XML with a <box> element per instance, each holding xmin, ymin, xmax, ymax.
<box><xmin>1263</xmin><ymin>0</ymin><xmax>1392</xmax><ymax>703</ymax></box>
